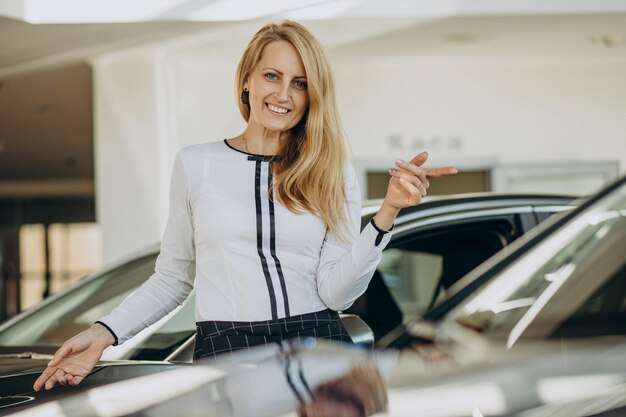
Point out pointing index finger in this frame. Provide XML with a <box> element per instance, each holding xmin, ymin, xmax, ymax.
<box><xmin>424</xmin><ymin>167</ymin><xmax>459</xmax><ymax>178</ymax></box>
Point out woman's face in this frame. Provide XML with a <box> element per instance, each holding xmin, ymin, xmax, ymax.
<box><xmin>245</xmin><ymin>40</ymin><xmax>309</xmax><ymax>134</ymax></box>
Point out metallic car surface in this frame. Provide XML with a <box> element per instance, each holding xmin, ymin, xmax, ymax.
<box><xmin>6</xmin><ymin>337</ymin><xmax>626</xmax><ymax>417</ymax></box>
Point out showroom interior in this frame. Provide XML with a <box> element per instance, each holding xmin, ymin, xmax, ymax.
<box><xmin>0</xmin><ymin>2</ymin><xmax>624</xmax><ymax>327</ymax></box>
<box><xmin>0</xmin><ymin>2</ymin><xmax>626</xmax><ymax>416</ymax></box>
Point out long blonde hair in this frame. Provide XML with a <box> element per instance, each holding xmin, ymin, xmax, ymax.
<box><xmin>235</xmin><ymin>21</ymin><xmax>350</xmax><ymax>240</ymax></box>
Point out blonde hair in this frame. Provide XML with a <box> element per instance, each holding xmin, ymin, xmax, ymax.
<box><xmin>235</xmin><ymin>20</ymin><xmax>350</xmax><ymax>240</ymax></box>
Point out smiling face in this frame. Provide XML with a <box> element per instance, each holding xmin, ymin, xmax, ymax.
<box><xmin>244</xmin><ymin>40</ymin><xmax>309</xmax><ymax>135</ymax></box>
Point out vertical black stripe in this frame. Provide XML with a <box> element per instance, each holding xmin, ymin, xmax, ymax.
<box><xmin>268</xmin><ymin>164</ymin><xmax>290</xmax><ymax>317</ymax></box>
<box><xmin>297</xmin><ymin>357</ymin><xmax>314</xmax><ymax>398</ymax></box>
<box><xmin>255</xmin><ymin>160</ymin><xmax>278</xmax><ymax>319</ymax></box>
<box><xmin>284</xmin><ymin>355</ymin><xmax>305</xmax><ymax>404</ymax></box>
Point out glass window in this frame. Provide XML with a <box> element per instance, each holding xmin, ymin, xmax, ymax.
<box><xmin>0</xmin><ymin>253</ymin><xmax>157</xmax><ymax>348</ymax></box>
<box><xmin>19</xmin><ymin>223</ymin><xmax>102</xmax><ymax>311</ymax></box>
<box><xmin>382</xmin><ymin>220</ymin><xmax>512</xmax><ymax>320</ymax></box>
<box><xmin>452</xmin><ymin>187</ymin><xmax>626</xmax><ymax>346</ymax></box>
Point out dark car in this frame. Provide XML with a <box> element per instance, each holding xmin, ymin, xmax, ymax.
<box><xmin>0</xmin><ymin>193</ymin><xmax>575</xmax><ymax>414</ymax></box>
<box><xmin>9</xmin><ymin>177</ymin><xmax>625</xmax><ymax>417</ymax></box>
<box><xmin>350</xmin><ymin>193</ymin><xmax>576</xmax><ymax>342</ymax></box>
<box><xmin>382</xmin><ymin>176</ymin><xmax>625</xmax><ymax>351</ymax></box>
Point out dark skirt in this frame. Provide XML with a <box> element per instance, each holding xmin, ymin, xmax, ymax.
<box><xmin>194</xmin><ymin>309</ymin><xmax>352</xmax><ymax>360</ymax></box>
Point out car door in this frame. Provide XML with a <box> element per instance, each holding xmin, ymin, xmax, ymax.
<box><xmin>345</xmin><ymin>206</ymin><xmax>545</xmax><ymax>341</ymax></box>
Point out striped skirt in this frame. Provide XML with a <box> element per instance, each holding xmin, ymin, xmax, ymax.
<box><xmin>194</xmin><ymin>309</ymin><xmax>352</xmax><ymax>360</ymax></box>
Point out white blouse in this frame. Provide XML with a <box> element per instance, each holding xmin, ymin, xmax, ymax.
<box><xmin>99</xmin><ymin>140</ymin><xmax>392</xmax><ymax>344</ymax></box>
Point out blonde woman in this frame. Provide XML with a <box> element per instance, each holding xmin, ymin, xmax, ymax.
<box><xmin>34</xmin><ymin>20</ymin><xmax>457</xmax><ymax>391</ymax></box>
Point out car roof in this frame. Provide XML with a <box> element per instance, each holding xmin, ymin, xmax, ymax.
<box><xmin>361</xmin><ymin>192</ymin><xmax>578</xmax><ymax>227</ymax></box>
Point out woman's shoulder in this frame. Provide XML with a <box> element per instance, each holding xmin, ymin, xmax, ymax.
<box><xmin>178</xmin><ymin>140</ymin><xmax>229</xmax><ymax>163</ymax></box>
<box><xmin>342</xmin><ymin>159</ymin><xmax>357</xmax><ymax>185</ymax></box>
<box><xmin>179</xmin><ymin>140</ymin><xmax>226</xmax><ymax>156</ymax></box>
<box><xmin>343</xmin><ymin>159</ymin><xmax>356</xmax><ymax>176</ymax></box>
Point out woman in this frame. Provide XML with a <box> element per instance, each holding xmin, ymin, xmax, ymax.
<box><xmin>34</xmin><ymin>20</ymin><xmax>457</xmax><ymax>391</ymax></box>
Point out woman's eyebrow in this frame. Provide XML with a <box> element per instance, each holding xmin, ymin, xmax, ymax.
<box><xmin>262</xmin><ymin>67</ymin><xmax>307</xmax><ymax>79</ymax></box>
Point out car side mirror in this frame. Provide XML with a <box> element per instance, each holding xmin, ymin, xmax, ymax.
<box><xmin>339</xmin><ymin>314</ymin><xmax>375</xmax><ymax>348</ymax></box>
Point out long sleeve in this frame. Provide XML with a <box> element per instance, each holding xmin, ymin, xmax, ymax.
<box><xmin>98</xmin><ymin>151</ymin><xmax>196</xmax><ymax>344</ymax></box>
<box><xmin>316</xmin><ymin>163</ymin><xmax>392</xmax><ymax>311</ymax></box>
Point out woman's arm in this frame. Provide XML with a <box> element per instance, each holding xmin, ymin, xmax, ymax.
<box><xmin>34</xmin><ymin>150</ymin><xmax>198</xmax><ymax>391</ymax></box>
<box><xmin>316</xmin><ymin>152</ymin><xmax>457</xmax><ymax>311</ymax></box>
<box><xmin>97</xmin><ymin>150</ymin><xmax>197</xmax><ymax>344</ymax></box>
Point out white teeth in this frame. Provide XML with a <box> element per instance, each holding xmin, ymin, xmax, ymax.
<box><xmin>268</xmin><ymin>104</ymin><xmax>288</xmax><ymax>114</ymax></box>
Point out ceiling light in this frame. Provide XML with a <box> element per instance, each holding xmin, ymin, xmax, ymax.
<box><xmin>588</xmin><ymin>34</ymin><xmax>624</xmax><ymax>48</ymax></box>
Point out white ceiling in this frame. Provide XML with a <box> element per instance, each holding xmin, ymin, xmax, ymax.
<box><xmin>0</xmin><ymin>10</ymin><xmax>625</xmax><ymax>190</ymax></box>
<box><xmin>5</xmin><ymin>0</ymin><xmax>626</xmax><ymax>24</ymax></box>
<box><xmin>0</xmin><ymin>17</ymin><xmax>225</xmax><ymax>73</ymax></box>
<box><xmin>327</xmin><ymin>14</ymin><xmax>626</xmax><ymax>62</ymax></box>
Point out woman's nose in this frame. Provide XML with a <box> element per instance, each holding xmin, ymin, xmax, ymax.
<box><xmin>275</xmin><ymin>82</ymin><xmax>290</xmax><ymax>102</ymax></box>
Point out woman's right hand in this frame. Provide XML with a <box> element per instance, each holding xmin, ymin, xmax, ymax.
<box><xmin>33</xmin><ymin>323</ymin><xmax>115</xmax><ymax>391</ymax></box>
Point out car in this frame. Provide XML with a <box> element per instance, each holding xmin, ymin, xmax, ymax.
<box><xmin>8</xmin><ymin>176</ymin><xmax>625</xmax><ymax>417</ymax></box>
<box><xmin>0</xmin><ymin>193</ymin><xmax>575</xmax><ymax>360</ymax></box>
<box><xmin>351</xmin><ymin>193</ymin><xmax>576</xmax><ymax>342</ymax></box>
<box><xmin>381</xmin><ymin>175</ymin><xmax>626</xmax><ymax>351</ymax></box>
<box><xmin>0</xmin><ymin>193</ymin><xmax>575</xmax><ymax>414</ymax></box>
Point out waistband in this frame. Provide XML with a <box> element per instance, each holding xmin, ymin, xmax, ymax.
<box><xmin>196</xmin><ymin>309</ymin><xmax>340</xmax><ymax>338</ymax></box>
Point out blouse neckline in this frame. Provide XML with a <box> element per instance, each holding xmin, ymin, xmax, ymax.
<box><xmin>223</xmin><ymin>139</ymin><xmax>278</xmax><ymax>159</ymax></box>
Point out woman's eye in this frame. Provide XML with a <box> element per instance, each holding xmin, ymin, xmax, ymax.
<box><xmin>265</xmin><ymin>73</ymin><xmax>278</xmax><ymax>81</ymax></box>
<box><xmin>293</xmin><ymin>80</ymin><xmax>307</xmax><ymax>89</ymax></box>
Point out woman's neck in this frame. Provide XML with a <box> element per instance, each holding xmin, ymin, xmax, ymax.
<box><xmin>243</xmin><ymin>127</ymin><xmax>289</xmax><ymax>155</ymax></box>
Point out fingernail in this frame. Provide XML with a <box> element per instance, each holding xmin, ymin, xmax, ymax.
<box><xmin>395</xmin><ymin>160</ymin><xmax>404</xmax><ymax>165</ymax></box>
<box><xmin>47</xmin><ymin>361</ymin><xmax>53</xmax><ymax>366</ymax></box>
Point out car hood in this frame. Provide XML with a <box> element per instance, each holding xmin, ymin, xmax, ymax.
<box><xmin>0</xmin><ymin>354</ymin><xmax>160</xmax><ymax>379</ymax></box>
<box><xmin>385</xmin><ymin>337</ymin><xmax>626</xmax><ymax>417</ymax></box>
<box><xmin>0</xmin><ymin>355</ymin><xmax>179</xmax><ymax>416</ymax></box>
<box><xmin>8</xmin><ymin>337</ymin><xmax>626</xmax><ymax>417</ymax></box>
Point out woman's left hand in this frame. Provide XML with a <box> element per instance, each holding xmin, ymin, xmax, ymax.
<box><xmin>385</xmin><ymin>151</ymin><xmax>458</xmax><ymax>210</ymax></box>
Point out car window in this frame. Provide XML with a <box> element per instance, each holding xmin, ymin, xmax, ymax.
<box><xmin>125</xmin><ymin>290</ymin><xmax>196</xmax><ymax>360</ymax></box>
<box><xmin>346</xmin><ymin>218</ymin><xmax>517</xmax><ymax>341</ymax></box>
<box><xmin>383</xmin><ymin>220</ymin><xmax>512</xmax><ymax>318</ymax></box>
<box><xmin>452</xmin><ymin>189</ymin><xmax>626</xmax><ymax>347</ymax></box>
<box><xmin>550</xmin><ymin>262</ymin><xmax>626</xmax><ymax>338</ymax></box>
<box><xmin>0</xmin><ymin>254</ymin><xmax>157</xmax><ymax>347</ymax></box>
<box><xmin>0</xmin><ymin>246</ymin><xmax>199</xmax><ymax>361</ymax></box>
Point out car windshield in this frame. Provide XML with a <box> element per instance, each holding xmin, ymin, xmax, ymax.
<box><xmin>449</xmin><ymin>180</ymin><xmax>626</xmax><ymax>347</ymax></box>
<box><xmin>0</xmin><ymin>251</ymin><xmax>196</xmax><ymax>359</ymax></box>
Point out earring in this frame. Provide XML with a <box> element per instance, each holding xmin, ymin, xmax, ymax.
<box><xmin>241</xmin><ymin>88</ymin><xmax>249</xmax><ymax>105</ymax></box>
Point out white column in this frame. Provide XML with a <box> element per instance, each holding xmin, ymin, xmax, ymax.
<box><xmin>92</xmin><ymin>48</ymin><xmax>175</xmax><ymax>264</ymax></box>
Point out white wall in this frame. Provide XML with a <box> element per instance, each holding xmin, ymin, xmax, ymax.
<box><xmin>333</xmin><ymin>58</ymin><xmax>626</xmax><ymax>165</ymax></box>
<box><xmin>93</xmin><ymin>49</ymin><xmax>175</xmax><ymax>263</ymax></box>
<box><xmin>92</xmin><ymin>19</ymin><xmax>626</xmax><ymax>264</ymax></box>
<box><xmin>171</xmin><ymin>54</ymin><xmax>246</xmax><ymax>148</ymax></box>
